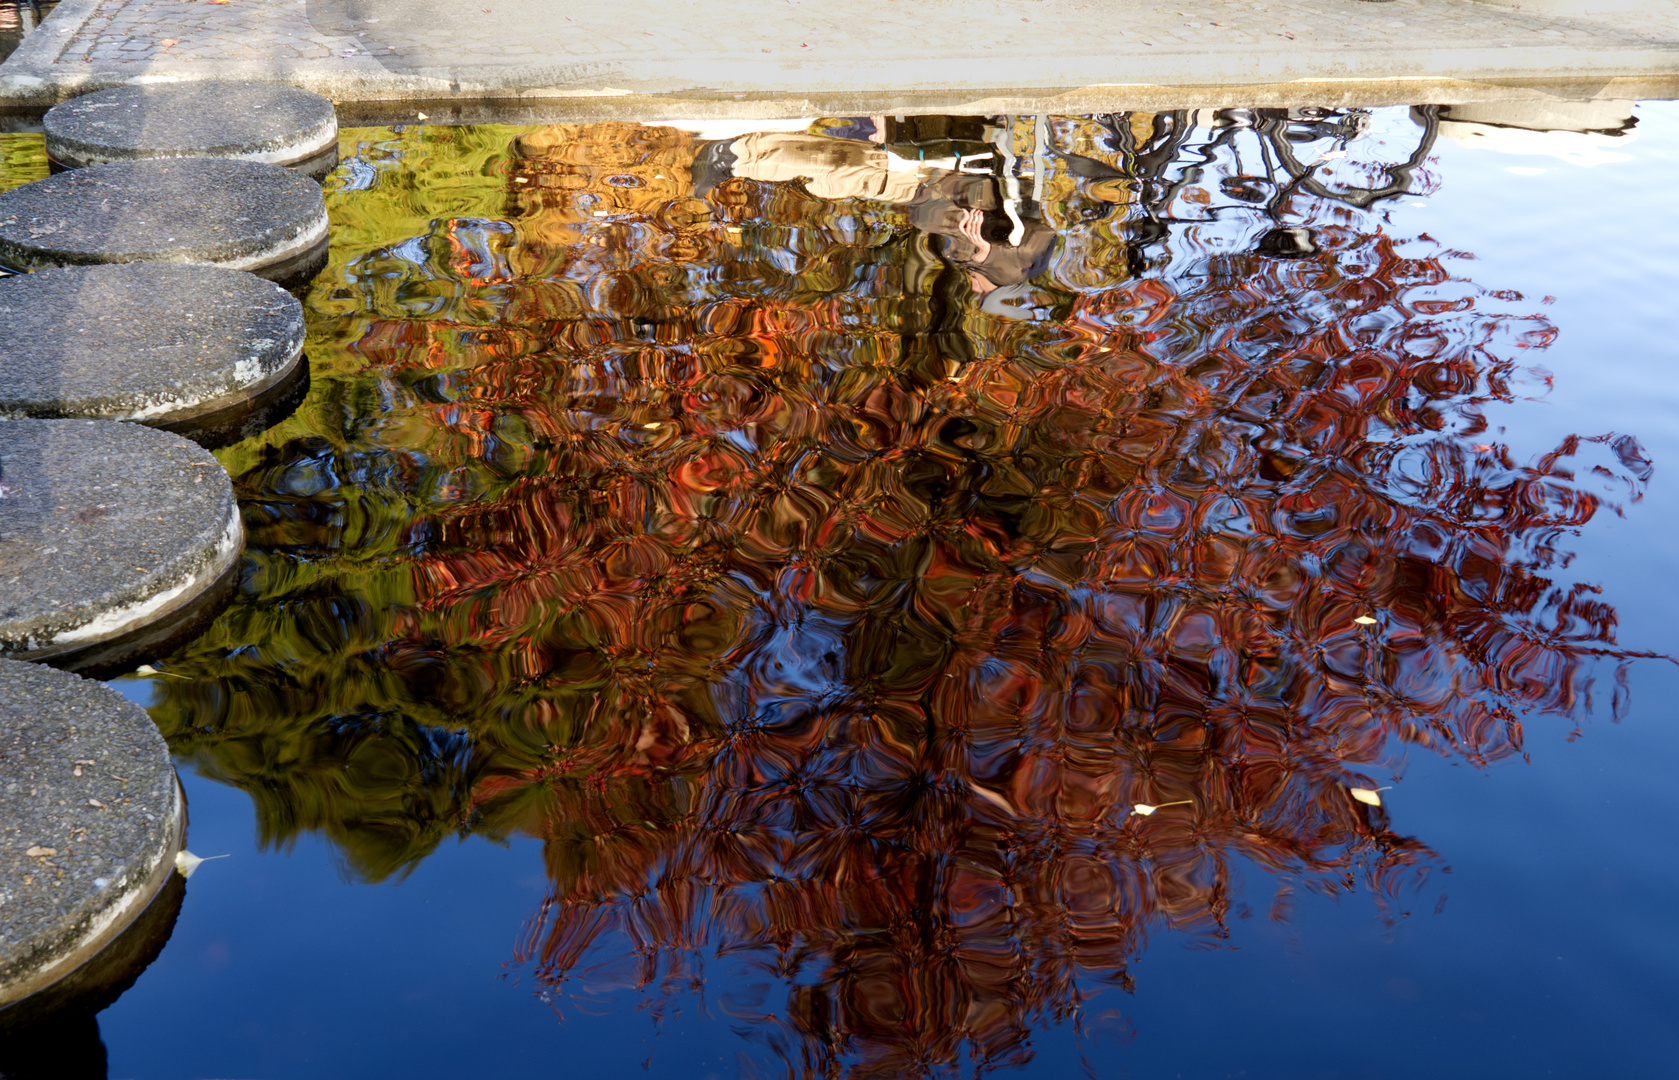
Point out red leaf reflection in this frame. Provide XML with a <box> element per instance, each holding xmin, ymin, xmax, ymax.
<box><xmin>152</xmin><ymin>113</ymin><xmax>1660</xmax><ymax>1077</ymax></box>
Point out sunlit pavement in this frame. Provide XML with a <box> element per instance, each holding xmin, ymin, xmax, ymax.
<box><xmin>1</xmin><ymin>0</ymin><xmax>1677</xmax><ymax>114</ymax></box>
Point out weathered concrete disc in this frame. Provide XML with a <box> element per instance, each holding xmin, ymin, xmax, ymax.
<box><xmin>0</xmin><ymin>419</ymin><xmax>243</xmax><ymax>670</ymax></box>
<box><xmin>45</xmin><ymin>82</ymin><xmax>339</xmax><ymax>179</ymax></box>
<box><xmin>0</xmin><ymin>158</ymin><xmax>329</xmax><ymax>287</ymax></box>
<box><xmin>0</xmin><ymin>658</ymin><xmax>183</xmax><ymax>1012</ymax></box>
<box><xmin>0</xmin><ymin>264</ymin><xmax>305</xmax><ymax>433</ymax></box>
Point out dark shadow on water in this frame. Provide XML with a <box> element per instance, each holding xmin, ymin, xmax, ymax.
<box><xmin>0</xmin><ymin>1012</ymin><xmax>108</xmax><ymax>1080</ymax></box>
<box><xmin>0</xmin><ymin>872</ymin><xmax>186</xmax><ymax>1079</ymax></box>
<box><xmin>159</xmin><ymin>352</ymin><xmax>313</xmax><ymax>452</ymax></box>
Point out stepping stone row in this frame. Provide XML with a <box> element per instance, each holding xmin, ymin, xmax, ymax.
<box><xmin>0</xmin><ymin>80</ymin><xmax>334</xmax><ymax>663</ymax></box>
<box><xmin>1</xmin><ymin>81</ymin><xmax>337</xmax><ymax>287</ymax></box>
<box><xmin>1</xmin><ymin>83</ymin><xmax>339</xmax><ymax>1018</ymax></box>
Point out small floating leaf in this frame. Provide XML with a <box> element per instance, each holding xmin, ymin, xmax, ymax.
<box><xmin>1353</xmin><ymin>615</ymin><xmax>1377</xmax><ymax>625</ymax></box>
<box><xmin>1132</xmin><ymin>799</ymin><xmax>1194</xmax><ymax>817</ymax></box>
<box><xmin>967</xmin><ymin>781</ymin><xmax>1017</xmax><ymax>816</ymax></box>
<box><xmin>1349</xmin><ymin>787</ymin><xmax>1385</xmax><ymax>806</ymax></box>
<box><xmin>135</xmin><ymin>664</ymin><xmax>189</xmax><ymax>679</ymax></box>
<box><xmin>175</xmin><ymin>850</ymin><xmax>230</xmax><ymax>879</ymax></box>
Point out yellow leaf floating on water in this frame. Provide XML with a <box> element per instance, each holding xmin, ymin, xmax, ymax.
<box><xmin>967</xmin><ymin>780</ymin><xmax>1018</xmax><ymax>816</ymax></box>
<box><xmin>175</xmin><ymin>850</ymin><xmax>230</xmax><ymax>879</ymax></box>
<box><xmin>1349</xmin><ymin>787</ymin><xmax>1384</xmax><ymax>806</ymax></box>
<box><xmin>1132</xmin><ymin>799</ymin><xmax>1194</xmax><ymax>817</ymax></box>
<box><xmin>1353</xmin><ymin>615</ymin><xmax>1377</xmax><ymax>625</ymax></box>
<box><xmin>135</xmin><ymin>664</ymin><xmax>189</xmax><ymax>679</ymax></box>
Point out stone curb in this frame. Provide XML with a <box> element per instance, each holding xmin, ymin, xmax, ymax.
<box><xmin>0</xmin><ymin>658</ymin><xmax>184</xmax><ymax>1012</ymax></box>
<box><xmin>43</xmin><ymin>82</ymin><xmax>339</xmax><ymax>174</ymax></box>
<box><xmin>1</xmin><ymin>0</ymin><xmax>1676</xmax><ymax>113</ymax></box>
<box><xmin>0</xmin><ymin>419</ymin><xmax>244</xmax><ymax>669</ymax></box>
<box><xmin>0</xmin><ymin>263</ymin><xmax>306</xmax><ymax>430</ymax></box>
<box><xmin>0</xmin><ymin>157</ymin><xmax>330</xmax><ymax>287</ymax></box>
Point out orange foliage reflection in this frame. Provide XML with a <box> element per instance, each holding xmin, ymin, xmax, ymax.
<box><xmin>390</xmin><ymin>116</ymin><xmax>1652</xmax><ymax>1075</ymax></box>
<box><xmin>157</xmin><ymin>113</ymin><xmax>1657</xmax><ymax>1076</ymax></box>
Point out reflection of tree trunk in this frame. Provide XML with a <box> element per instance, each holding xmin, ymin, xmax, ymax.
<box><xmin>1260</xmin><ymin>105</ymin><xmax>1440</xmax><ymax>209</ymax></box>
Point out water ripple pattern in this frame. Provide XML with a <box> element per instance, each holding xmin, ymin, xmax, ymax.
<box><xmin>132</xmin><ymin>111</ymin><xmax>1657</xmax><ymax>1076</ymax></box>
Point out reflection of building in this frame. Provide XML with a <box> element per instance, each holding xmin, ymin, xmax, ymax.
<box><xmin>1440</xmin><ymin>101</ymin><xmax>1638</xmax><ymax>166</ymax></box>
<box><xmin>149</xmin><ymin>112</ymin><xmax>1655</xmax><ymax>1077</ymax></box>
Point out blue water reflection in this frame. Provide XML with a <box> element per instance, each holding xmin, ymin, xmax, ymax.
<box><xmin>55</xmin><ymin>102</ymin><xmax>1679</xmax><ymax>1076</ymax></box>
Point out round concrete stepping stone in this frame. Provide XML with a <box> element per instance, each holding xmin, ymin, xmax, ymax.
<box><xmin>0</xmin><ymin>419</ymin><xmax>243</xmax><ymax>673</ymax></box>
<box><xmin>0</xmin><ymin>264</ymin><xmax>306</xmax><ymax>442</ymax></box>
<box><xmin>0</xmin><ymin>658</ymin><xmax>183</xmax><ymax>1015</ymax></box>
<box><xmin>0</xmin><ymin>158</ymin><xmax>329</xmax><ymax>289</ymax></box>
<box><xmin>45</xmin><ymin>82</ymin><xmax>339</xmax><ymax>180</ymax></box>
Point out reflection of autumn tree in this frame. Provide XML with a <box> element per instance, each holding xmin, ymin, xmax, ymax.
<box><xmin>149</xmin><ymin>115</ymin><xmax>1653</xmax><ymax>1074</ymax></box>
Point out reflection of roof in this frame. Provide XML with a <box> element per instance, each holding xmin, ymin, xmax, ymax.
<box><xmin>1440</xmin><ymin>100</ymin><xmax>1639</xmax><ymax>166</ymax></box>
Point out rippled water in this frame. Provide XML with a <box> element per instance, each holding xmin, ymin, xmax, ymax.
<box><xmin>7</xmin><ymin>104</ymin><xmax>1679</xmax><ymax>1078</ymax></box>
<box><xmin>0</xmin><ymin>1</ymin><xmax>59</xmax><ymax>65</ymax></box>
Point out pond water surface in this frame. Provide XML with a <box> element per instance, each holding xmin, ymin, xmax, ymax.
<box><xmin>4</xmin><ymin>102</ymin><xmax>1679</xmax><ymax>1079</ymax></box>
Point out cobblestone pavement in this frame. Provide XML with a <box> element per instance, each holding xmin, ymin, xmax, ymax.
<box><xmin>65</xmin><ymin>0</ymin><xmax>359</xmax><ymax>63</ymax></box>
<box><xmin>1</xmin><ymin>0</ymin><xmax>1675</xmax><ymax>110</ymax></box>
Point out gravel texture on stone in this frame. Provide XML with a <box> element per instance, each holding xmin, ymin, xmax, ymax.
<box><xmin>0</xmin><ymin>658</ymin><xmax>180</xmax><ymax>1005</ymax></box>
<box><xmin>44</xmin><ymin>81</ymin><xmax>338</xmax><ymax>170</ymax></box>
<box><xmin>0</xmin><ymin>264</ymin><xmax>304</xmax><ymax>424</ymax></box>
<box><xmin>0</xmin><ymin>419</ymin><xmax>242</xmax><ymax>659</ymax></box>
<box><xmin>0</xmin><ymin>158</ymin><xmax>328</xmax><ymax>276</ymax></box>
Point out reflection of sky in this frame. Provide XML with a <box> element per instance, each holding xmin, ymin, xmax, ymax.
<box><xmin>80</xmin><ymin>104</ymin><xmax>1679</xmax><ymax>1077</ymax></box>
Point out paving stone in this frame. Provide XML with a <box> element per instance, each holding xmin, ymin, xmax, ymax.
<box><xmin>0</xmin><ymin>657</ymin><xmax>182</xmax><ymax>1013</ymax></box>
<box><xmin>1</xmin><ymin>0</ymin><xmax>1676</xmax><ymax>111</ymax></box>
<box><xmin>0</xmin><ymin>418</ymin><xmax>242</xmax><ymax>671</ymax></box>
<box><xmin>0</xmin><ymin>263</ymin><xmax>306</xmax><ymax>435</ymax></box>
<box><xmin>0</xmin><ymin>158</ymin><xmax>329</xmax><ymax>289</ymax></box>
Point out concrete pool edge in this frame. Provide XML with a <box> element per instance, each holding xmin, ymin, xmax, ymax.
<box><xmin>0</xmin><ymin>780</ymin><xmax>184</xmax><ymax>1013</ymax></box>
<box><xmin>1</xmin><ymin>0</ymin><xmax>1676</xmax><ymax>114</ymax></box>
<box><xmin>3</xmin><ymin>73</ymin><xmax>1676</xmax><ymax>131</ymax></box>
<box><xmin>0</xmin><ymin>658</ymin><xmax>187</xmax><ymax>1015</ymax></box>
